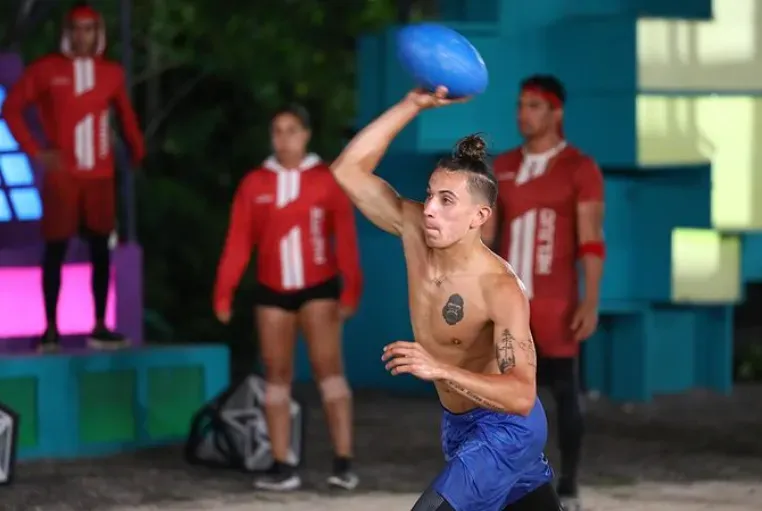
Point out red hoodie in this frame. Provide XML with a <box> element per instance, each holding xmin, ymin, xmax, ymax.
<box><xmin>0</xmin><ymin>4</ymin><xmax>144</xmax><ymax>178</ymax></box>
<box><xmin>214</xmin><ymin>154</ymin><xmax>363</xmax><ymax>313</ymax></box>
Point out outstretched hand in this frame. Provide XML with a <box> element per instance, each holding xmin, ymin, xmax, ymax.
<box><xmin>382</xmin><ymin>340</ymin><xmax>448</xmax><ymax>381</ymax></box>
<box><xmin>405</xmin><ymin>86</ymin><xmax>471</xmax><ymax>110</ymax></box>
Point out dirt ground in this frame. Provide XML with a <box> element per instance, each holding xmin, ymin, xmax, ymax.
<box><xmin>6</xmin><ymin>385</ymin><xmax>762</xmax><ymax>510</ymax></box>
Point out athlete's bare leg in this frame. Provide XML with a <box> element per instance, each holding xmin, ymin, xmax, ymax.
<box><xmin>299</xmin><ymin>299</ymin><xmax>353</xmax><ymax>459</ymax></box>
<box><xmin>256</xmin><ymin>306</ymin><xmax>298</xmax><ymax>464</ymax></box>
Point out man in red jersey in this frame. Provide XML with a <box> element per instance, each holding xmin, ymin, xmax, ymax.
<box><xmin>2</xmin><ymin>2</ymin><xmax>145</xmax><ymax>353</ymax></box>
<box><xmin>214</xmin><ymin>105</ymin><xmax>362</xmax><ymax>492</ymax></box>
<box><xmin>484</xmin><ymin>75</ymin><xmax>605</xmax><ymax>511</ymax></box>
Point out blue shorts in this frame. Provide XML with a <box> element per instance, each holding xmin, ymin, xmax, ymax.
<box><xmin>432</xmin><ymin>399</ymin><xmax>553</xmax><ymax>511</ymax></box>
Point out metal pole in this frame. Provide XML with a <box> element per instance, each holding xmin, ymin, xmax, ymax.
<box><xmin>119</xmin><ymin>0</ymin><xmax>137</xmax><ymax>242</ymax></box>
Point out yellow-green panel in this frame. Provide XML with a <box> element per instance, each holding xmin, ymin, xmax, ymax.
<box><xmin>78</xmin><ymin>371</ymin><xmax>137</xmax><ymax>444</ymax></box>
<box><xmin>672</xmin><ymin>228</ymin><xmax>741</xmax><ymax>302</ymax></box>
<box><xmin>147</xmin><ymin>366</ymin><xmax>205</xmax><ymax>439</ymax></box>
<box><xmin>637</xmin><ymin>95</ymin><xmax>762</xmax><ymax>230</ymax></box>
<box><xmin>638</xmin><ymin>0</ymin><xmax>760</xmax><ymax>91</ymax></box>
<box><xmin>0</xmin><ymin>377</ymin><xmax>37</xmax><ymax>448</ymax></box>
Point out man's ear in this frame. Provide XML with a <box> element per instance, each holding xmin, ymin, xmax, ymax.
<box><xmin>472</xmin><ymin>205</ymin><xmax>492</xmax><ymax>229</ymax></box>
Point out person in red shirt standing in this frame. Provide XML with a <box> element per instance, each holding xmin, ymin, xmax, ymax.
<box><xmin>484</xmin><ymin>75</ymin><xmax>605</xmax><ymax>511</ymax></box>
<box><xmin>1</xmin><ymin>2</ymin><xmax>145</xmax><ymax>353</ymax></box>
<box><xmin>214</xmin><ymin>104</ymin><xmax>363</xmax><ymax>492</ymax></box>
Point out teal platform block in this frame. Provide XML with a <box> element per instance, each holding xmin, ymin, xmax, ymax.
<box><xmin>648</xmin><ymin>305</ymin><xmax>733</xmax><ymax>396</ymax></box>
<box><xmin>565</xmin><ymin>95</ymin><xmax>637</xmax><ymax>166</ymax></box>
<box><xmin>741</xmin><ymin>233</ymin><xmax>762</xmax><ymax>283</ymax></box>
<box><xmin>583</xmin><ymin>309</ymin><xmax>651</xmax><ymax>401</ymax></box>
<box><xmin>542</xmin><ymin>17</ymin><xmax>637</xmax><ymax>95</ymax></box>
<box><xmin>584</xmin><ymin>305</ymin><xmax>733</xmax><ymax>402</ymax></box>
<box><xmin>599</xmin><ymin>165</ymin><xmax>711</xmax><ymax>303</ymax></box>
<box><xmin>0</xmin><ymin>344</ymin><xmax>229</xmax><ymax>460</ymax></box>
<box><xmin>438</xmin><ymin>0</ymin><xmax>711</xmax><ymax>26</ymax></box>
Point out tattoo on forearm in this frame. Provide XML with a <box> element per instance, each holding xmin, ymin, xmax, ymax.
<box><xmin>445</xmin><ymin>380</ymin><xmax>506</xmax><ymax>412</ymax></box>
<box><xmin>496</xmin><ymin>329</ymin><xmax>516</xmax><ymax>373</ymax></box>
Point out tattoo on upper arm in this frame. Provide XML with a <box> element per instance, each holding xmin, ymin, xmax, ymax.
<box><xmin>445</xmin><ymin>380</ymin><xmax>506</xmax><ymax>412</ymax></box>
<box><xmin>496</xmin><ymin>329</ymin><xmax>516</xmax><ymax>373</ymax></box>
<box><xmin>496</xmin><ymin>329</ymin><xmax>537</xmax><ymax>370</ymax></box>
<box><xmin>442</xmin><ymin>294</ymin><xmax>465</xmax><ymax>325</ymax></box>
<box><xmin>519</xmin><ymin>338</ymin><xmax>537</xmax><ymax>368</ymax></box>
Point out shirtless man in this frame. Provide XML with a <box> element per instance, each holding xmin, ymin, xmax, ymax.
<box><xmin>331</xmin><ymin>88</ymin><xmax>562</xmax><ymax>511</ymax></box>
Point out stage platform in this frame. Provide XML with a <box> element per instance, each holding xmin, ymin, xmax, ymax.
<box><xmin>0</xmin><ymin>344</ymin><xmax>229</xmax><ymax>460</ymax></box>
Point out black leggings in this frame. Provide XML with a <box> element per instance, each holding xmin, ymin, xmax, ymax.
<box><xmin>411</xmin><ymin>483</ymin><xmax>562</xmax><ymax>511</ymax></box>
<box><xmin>537</xmin><ymin>356</ymin><xmax>583</xmax><ymax>495</ymax></box>
<box><xmin>42</xmin><ymin>236</ymin><xmax>111</xmax><ymax>328</ymax></box>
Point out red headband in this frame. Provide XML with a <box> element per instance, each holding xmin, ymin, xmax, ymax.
<box><xmin>68</xmin><ymin>5</ymin><xmax>99</xmax><ymax>22</ymax></box>
<box><xmin>521</xmin><ymin>85</ymin><xmax>564</xmax><ymax>137</ymax></box>
<box><xmin>521</xmin><ymin>85</ymin><xmax>563</xmax><ymax>109</ymax></box>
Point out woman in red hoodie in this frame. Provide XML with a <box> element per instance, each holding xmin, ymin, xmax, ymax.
<box><xmin>214</xmin><ymin>104</ymin><xmax>362</xmax><ymax>492</ymax></box>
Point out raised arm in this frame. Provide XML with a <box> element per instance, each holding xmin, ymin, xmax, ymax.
<box><xmin>331</xmin><ymin>88</ymin><xmax>466</xmax><ymax>236</ymax></box>
<box><xmin>441</xmin><ymin>275</ymin><xmax>538</xmax><ymax>415</ymax></box>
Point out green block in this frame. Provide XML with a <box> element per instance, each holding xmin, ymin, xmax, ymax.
<box><xmin>0</xmin><ymin>377</ymin><xmax>37</xmax><ymax>448</ymax></box>
<box><xmin>78</xmin><ymin>371</ymin><xmax>137</xmax><ymax>444</ymax></box>
<box><xmin>147</xmin><ymin>366</ymin><xmax>205</xmax><ymax>439</ymax></box>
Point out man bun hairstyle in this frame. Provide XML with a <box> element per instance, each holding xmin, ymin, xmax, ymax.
<box><xmin>437</xmin><ymin>133</ymin><xmax>497</xmax><ymax>208</ymax></box>
<box><xmin>453</xmin><ymin>134</ymin><xmax>488</xmax><ymax>162</ymax></box>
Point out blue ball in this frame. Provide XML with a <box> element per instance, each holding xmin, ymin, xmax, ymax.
<box><xmin>396</xmin><ymin>23</ymin><xmax>488</xmax><ymax>98</ymax></box>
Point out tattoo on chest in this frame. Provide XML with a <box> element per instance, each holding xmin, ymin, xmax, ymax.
<box><xmin>496</xmin><ymin>329</ymin><xmax>516</xmax><ymax>373</ymax></box>
<box><xmin>441</xmin><ymin>294</ymin><xmax>465</xmax><ymax>326</ymax></box>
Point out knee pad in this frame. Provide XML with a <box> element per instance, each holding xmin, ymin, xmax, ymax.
<box><xmin>319</xmin><ymin>375</ymin><xmax>351</xmax><ymax>402</ymax></box>
<box><xmin>264</xmin><ymin>383</ymin><xmax>291</xmax><ymax>406</ymax></box>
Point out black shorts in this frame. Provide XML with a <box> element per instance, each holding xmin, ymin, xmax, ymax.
<box><xmin>255</xmin><ymin>276</ymin><xmax>340</xmax><ymax>312</ymax></box>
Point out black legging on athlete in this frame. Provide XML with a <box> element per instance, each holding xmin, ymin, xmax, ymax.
<box><xmin>42</xmin><ymin>236</ymin><xmax>111</xmax><ymax>329</ymax></box>
<box><xmin>411</xmin><ymin>483</ymin><xmax>562</xmax><ymax>510</ymax></box>
<box><xmin>537</xmin><ymin>356</ymin><xmax>584</xmax><ymax>497</ymax></box>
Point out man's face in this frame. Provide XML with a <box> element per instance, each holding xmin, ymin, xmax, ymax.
<box><xmin>517</xmin><ymin>90</ymin><xmax>560</xmax><ymax>139</ymax></box>
<box><xmin>69</xmin><ymin>19</ymin><xmax>98</xmax><ymax>56</ymax></box>
<box><xmin>422</xmin><ymin>169</ymin><xmax>490</xmax><ymax>249</ymax></box>
<box><xmin>271</xmin><ymin>113</ymin><xmax>310</xmax><ymax>164</ymax></box>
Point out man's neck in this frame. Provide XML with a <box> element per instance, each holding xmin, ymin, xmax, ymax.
<box><xmin>429</xmin><ymin>238</ymin><xmax>481</xmax><ymax>276</ymax></box>
<box><xmin>277</xmin><ymin>155</ymin><xmax>305</xmax><ymax>170</ymax></box>
<box><xmin>524</xmin><ymin>134</ymin><xmax>564</xmax><ymax>154</ymax></box>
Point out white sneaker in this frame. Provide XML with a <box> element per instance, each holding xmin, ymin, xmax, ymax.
<box><xmin>560</xmin><ymin>496</ymin><xmax>582</xmax><ymax>511</ymax></box>
<box><xmin>253</xmin><ymin>471</ymin><xmax>302</xmax><ymax>492</ymax></box>
<box><xmin>327</xmin><ymin>471</ymin><xmax>359</xmax><ymax>490</ymax></box>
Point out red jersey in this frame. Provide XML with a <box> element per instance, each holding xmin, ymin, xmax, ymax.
<box><xmin>1</xmin><ymin>14</ymin><xmax>144</xmax><ymax>178</ymax></box>
<box><xmin>214</xmin><ymin>154</ymin><xmax>363</xmax><ymax>313</ymax></box>
<box><xmin>493</xmin><ymin>143</ymin><xmax>603</xmax><ymax>302</ymax></box>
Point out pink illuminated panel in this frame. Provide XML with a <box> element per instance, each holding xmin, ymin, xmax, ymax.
<box><xmin>0</xmin><ymin>264</ymin><xmax>116</xmax><ymax>337</ymax></box>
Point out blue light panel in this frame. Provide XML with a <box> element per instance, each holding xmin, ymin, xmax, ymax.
<box><xmin>8</xmin><ymin>187</ymin><xmax>42</xmax><ymax>221</ymax></box>
<box><xmin>0</xmin><ymin>153</ymin><xmax>34</xmax><ymax>186</ymax></box>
